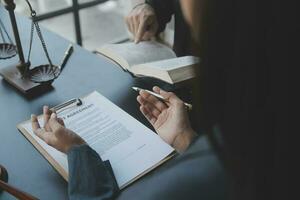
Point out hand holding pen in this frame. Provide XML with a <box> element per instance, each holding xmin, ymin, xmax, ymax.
<box><xmin>132</xmin><ymin>86</ymin><xmax>192</xmax><ymax>110</ymax></box>
<box><xmin>134</xmin><ymin>86</ymin><xmax>197</xmax><ymax>152</ymax></box>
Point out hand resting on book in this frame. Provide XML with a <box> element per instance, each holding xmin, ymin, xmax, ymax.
<box><xmin>125</xmin><ymin>3</ymin><xmax>158</xmax><ymax>43</ymax></box>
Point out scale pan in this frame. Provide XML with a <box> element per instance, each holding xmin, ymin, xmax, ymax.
<box><xmin>0</xmin><ymin>43</ymin><xmax>17</xmax><ymax>59</ymax></box>
<box><xmin>29</xmin><ymin>64</ymin><xmax>60</xmax><ymax>83</ymax></box>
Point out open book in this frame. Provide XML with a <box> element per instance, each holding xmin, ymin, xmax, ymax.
<box><xmin>17</xmin><ymin>91</ymin><xmax>175</xmax><ymax>189</ymax></box>
<box><xmin>97</xmin><ymin>41</ymin><xmax>199</xmax><ymax>84</ymax></box>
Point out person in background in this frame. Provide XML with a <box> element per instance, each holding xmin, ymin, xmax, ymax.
<box><xmin>30</xmin><ymin>0</ymin><xmax>288</xmax><ymax>199</ymax></box>
<box><xmin>125</xmin><ymin>0</ymin><xmax>193</xmax><ymax>56</ymax></box>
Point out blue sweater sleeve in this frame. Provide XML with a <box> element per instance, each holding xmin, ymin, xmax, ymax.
<box><xmin>67</xmin><ymin>144</ymin><xmax>119</xmax><ymax>200</ymax></box>
<box><xmin>146</xmin><ymin>0</ymin><xmax>175</xmax><ymax>33</ymax></box>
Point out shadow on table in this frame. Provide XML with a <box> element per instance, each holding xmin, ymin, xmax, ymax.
<box><xmin>1</xmin><ymin>78</ymin><xmax>55</xmax><ymax>100</ymax></box>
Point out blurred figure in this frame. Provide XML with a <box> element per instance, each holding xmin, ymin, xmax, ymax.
<box><xmin>181</xmin><ymin>0</ymin><xmax>289</xmax><ymax>199</ymax></box>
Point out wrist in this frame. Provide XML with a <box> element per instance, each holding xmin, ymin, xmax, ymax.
<box><xmin>66</xmin><ymin>143</ymin><xmax>89</xmax><ymax>157</ymax></box>
<box><xmin>65</xmin><ymin>139</ymin><xmax>86</xmax><ymax>154</ymax></box>
<box><xmin>131</xmin><ymin>2</ymin><xmax>146</xmax><ymax>11</ymax></box>
<box><xmin>172</xmin><ymin>129</ymin><xmax>197</xmax><ymax>153</ymax></box>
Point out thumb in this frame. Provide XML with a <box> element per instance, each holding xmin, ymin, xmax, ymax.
<box><xmin>153</xmin><ymin>86</ymin><xmax>182</xmax><ymax>105</ymax></box>
<box><xmin>49</xmin><ymin>113</ymin><xmax>63</xmax><ymax>132</ymax></box>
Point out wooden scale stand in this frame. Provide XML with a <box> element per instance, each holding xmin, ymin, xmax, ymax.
<box><xmin>0</xmin><ymin>0</ymin><xmax>66</xmax><ymax>94</ymax></box>
<box><xmin>0</xmin><ymin>0</ymin><xmax>71</xmax><ymax>198</ymax></box>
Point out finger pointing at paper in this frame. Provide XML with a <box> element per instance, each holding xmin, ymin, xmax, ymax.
<box><xmin>125</xmin><ymin>3</ymin><xmax>159</xmax><ymax>43</ymax></box>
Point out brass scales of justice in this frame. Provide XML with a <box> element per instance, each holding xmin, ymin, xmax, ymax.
<box><xmin>0</xmin><ymin>0</ymin><xmax>73</xmax><ymax>94</ymax></box>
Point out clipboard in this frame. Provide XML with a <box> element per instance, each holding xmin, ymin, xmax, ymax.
<box><xmin>17</xmin><ymin>91</ymin><xmax>176</xmax><ymax>189</ymax></box>
<box><xmin>51</xmin><ymin>98</ymin><xmax>82</xmax><ymax>113</ymax></box>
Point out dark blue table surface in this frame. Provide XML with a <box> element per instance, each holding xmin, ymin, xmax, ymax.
<box><xmin>0</xmin><ymin>6</ymin><xmax>154</xmax><ymax>200</ymax></box>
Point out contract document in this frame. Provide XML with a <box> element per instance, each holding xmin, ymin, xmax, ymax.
<box><xmin>17</xmin><ymin>91</ymin><xmax>175</xmax><ymax>189</ymax></box>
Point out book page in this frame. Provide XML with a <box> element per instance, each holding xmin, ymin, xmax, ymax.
<box><xmin>131</xmin><ymin>56</ymin><xmax>199</xmax><ymax>84</ymax></box>
<box><xmin>20</xmin><ymin>91</ymin><xmax>174</xmax><ymax>188</ymax></box>
<box><xmin>99</xmin><ymin>41</ymin><xmax>176</xmax><ymax>69</ymax></box>
<box><xmin>133</xmin><ymin>56</ymin><xmax>199</xmax><ymax>71</ymax></box>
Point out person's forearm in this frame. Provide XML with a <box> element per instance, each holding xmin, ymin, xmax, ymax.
<box><xmin>173</xmin><ymin>129</ymin><xmax>198</xmax><ymax>153</ymax></box>
<box><xmin>130</xmin><ymin>0</ymin><xmax>146</xmax><ymax>8</ymax></box>
<box><xmin>67</xmin><ymin>145</ymin><xmax>119</xmax><ymax>200</ymax></box>
<box><xmin>146</xmin><ymin>0</ymin><xmax>175</xmax><ymax>33</ymax></box>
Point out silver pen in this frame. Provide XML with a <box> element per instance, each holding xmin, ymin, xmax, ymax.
<box><xmin>60</xmin><ymin>44</ymin><xmax>74</xmax><ymax>71</ymax></box>
<box><xmin>132</xmin><ymin>87</ymin><xmax>192</xmax><ymax>110</ymax></box>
